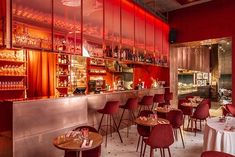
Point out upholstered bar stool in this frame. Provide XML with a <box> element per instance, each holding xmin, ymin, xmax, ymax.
<box><xmin>97</xmin><ymin>101</ymin><xmax>123</xmax><ymax>147</ymax></box>
<box><xmin>138</xmin><ymin>96</ymin><xmax>154</xmax><ymax>115</ymax></box>
<box><xmin>152</xmin><ymin>94</ymin><xmax>165</xmax><ymax>110</ymax></box>
<box><xmin>118</xmin><ymin>97</ymin><xmax>138</xmax><ymax>137</ymax></box>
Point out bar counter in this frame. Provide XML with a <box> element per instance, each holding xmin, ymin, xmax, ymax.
<box><xmin>0</xmin><ymin>88</ymin><xmax>168</xmax><ymax>157</ymax></box>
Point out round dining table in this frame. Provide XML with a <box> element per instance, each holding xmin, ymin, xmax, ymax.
<box><xmin>53</xmin><ymin>131</ymin><xmax>103</xmax><ymax>157</ymax></box>
<box><xmin>135</xmin><ymin>117</ymin><xmax>169</xmax><ymax>127</ymax></box>
<box><xmin>203</xmin><ymin>117</ymin><xmax>235</xmax><ymax>155</ymax></box>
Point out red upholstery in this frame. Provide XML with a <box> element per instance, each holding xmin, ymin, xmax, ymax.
<box><xmin>166</xmin><ymin>110</ymin><xmax>183</xmax><ymax>128</ymax></box>
<box><xmin>201</xmin><ymin>151</ymin><xmax>235</xmax><ymax>157</ymax></box>
<box><xmin>164</xmin><ymin>92</ymin><xmax>173</xmax><ymax>102</ymax></box>
<box><xmin>203</xmin><ymin>98</ymin><xmax>211</xmax><ymax>109</ymax></box>
<box><xmin>178</xmin><ymin>99</ymin><xmax>193</xmax><ymax>116</ymax></box>
<box><xmin>139</xmin><ymin>96</ymin><xmax>154</xmax><ymax>106</ymax></box>
<box><xmin>153</xmin><ymin>94</ymin><xmax>165</xmax><ymax>103</ymax></box>
<box><xmin>64</xmin><ymin>126</ymin><xmax>101</xmax><ymax>157</ymax></box>
<box><xmin>145</xmin><ymin>124</ymin><xmax>174</xmax><ymax>148</ymax></box>
<box><xmin>97</xmin><ymin>101</ymin><xmax>120</xmax><ymax>115</ymax></box>
<box><xmin>226</xmin><ymin>104</ymin><xmax>235</xmax><ymax>117</ymax></box>
<box><xmin>192</xmin><ymin>100</ymin><xmax>210</xmax><ymax>120</ymax></box>
<box><xmin>143</xmin><ymin>124</ymin><xmax>174</xmax><ymax>157</ymax></box>
<box><xmin>120</xmin><ymin>98</ymin><xmax>138</xmax><ymax>110</ymax></box>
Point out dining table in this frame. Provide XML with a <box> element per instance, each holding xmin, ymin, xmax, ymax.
<box><xmin>203</xmin><ymin>116</ymin><xmax>235</xmax><ymax>155</ymax></box>
<box><xmin>135</xmin><ymin>116</ymin><xmax>169</xmax><ymax>127</ymax></box>
<box><xmin>53</xmin><ymin>131</ymin><xmax>103</xmax><ymax>157</ymax></box>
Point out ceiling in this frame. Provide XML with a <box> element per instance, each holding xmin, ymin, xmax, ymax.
<box><xmin>139</xmin><ymin>0</ymin><xmax>212</xmax><ymax>13</ymax></box>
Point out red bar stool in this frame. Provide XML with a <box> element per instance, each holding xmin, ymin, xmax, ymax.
<box><xmin>201</xmin><ymin>151</ymin><xmax>235</xmax><ymax>157</ymax></box>
<box><xmin>118</xmin><ymin>97</ymin><xmax>138</xmax><ymax>137</ymax></box>
<box><xmin>164</xmin><ymin>92</ymin><xmax>173</xmax><ymax>105</ymax></box>
<box><xmin>166</xmin><ymin>110</ymin><xmax>185</xmax><ymax>148</ymax></box>
<box><xmin>97</xmin><ymin>101</ymin><xmax>123</xmax><ymax>147</ymax></box>
<box><xmin>138</xmin><ymin>96</ymin><xmax>154</xmax><ymax>115</ymax></box>
<box><xmin>152</xmin><ymin>94</ymin><xmax>165</xmax><ymax>110</ymax></box>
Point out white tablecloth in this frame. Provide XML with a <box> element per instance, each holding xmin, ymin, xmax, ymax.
<box><xmin>203</xmin><ymin>117</ymin><xmax>235</xmax><ymax>155</ymax></box>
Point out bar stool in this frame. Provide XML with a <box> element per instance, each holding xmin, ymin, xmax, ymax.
<box><xmin>97</xmin><ymin>101</ymin><xmax>123</xmax><ymax>147</ymax></box>
<box><xmin>152</xmin><ymin>94</ymin><xmax>165</xmax><ymax>110</ymax></box>
<box><xmin>164</xmin><ymin>92</ymin><xmax>173</xmax><ymax>106</ymax></box>
<box><xmin>118</xmin><ymin>97</ymin><xmax>138</xmax><ymax>137</ymax></box>
<box><xmin>138</xmin><ymin>96</ymin><xmax>154</xmax><ymax>115</ymax></box>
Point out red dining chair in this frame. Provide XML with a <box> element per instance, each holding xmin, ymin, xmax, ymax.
<box><xmin>136</xmin><ymin>110</ymin><xmax>153</xmax><ymax>157</ymax></box>
<box><xmin>187</xmin><ymin>99</ymin><xmax>210</xmax><ymax>136</ymax></box>
<box><xmin>152</xmin><ymin>94</ymin><xmax>165</xmax><ymax>110</ymax></box>
<box><xmin>201</xmin><ymin>151</ymin><xmax>235</xmax><ymax>157</ymax></box>
<box><xmin>138</xmin><ymin>96</ymin><xmax>154</xmax><ymax>115</ymax></box>
<box><xmin>97</xmin><ymin>101</ymin><xmax>123</xmax><ymax>147</ymax></box>
<box><xmin>166</xmin><ymin>110</ymin><xmax>185</xmax><ymax>148</ymax></box>
<box><xmin>64</xmin><ymin>126</ymin><xmax>101</xmax><ymax>157</ymax></box>
<box><xmin>118</xmin><ymin>97</ymin><xmax>138</xmax><ymax>137</ymax></box>
<box><xmin>178</xmin><ymin>99</ymin><xmax>193</xmax><ymax>129</ymax></box>
<box><xmin>142</xmin><ymin>124</ymin><xmax>174</xmax><ymax>157</ymax></box>
<box><xmin>164</xmin><ymin>92</ymin><xmax>173</xmax><ymax>106</ymax></box>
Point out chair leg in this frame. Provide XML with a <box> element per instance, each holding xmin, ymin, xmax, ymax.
<box><xmin>110</xmin><ymin>115</ymin><xmax>112</xmax><ymax>137</ymax></box>
<box><xmin>143</xmin><ymin>141</ymin><xmax>147</xmax><ymax>157</ymax></box>
<box><xmin>179</xmin><ymin>128</ymin><xmax>185</xmax><ymax>148</ymax></box>
<box><xmin>118</xmin><ymin>109</ymin><xmax>125</xmax><ymax>129</ymax></box>
<box><xmin>163</xmin><ymin>148</ymin><xmax>165</xmax><ymax>157</ymax></box>
<box><xmin>105</xmin><ymin>115</ymin><xmax>109</xmax><ymax>147</ymax></box>
<box><xmin>98</xmin><ymin>114</ymin><xmax>104</xmax><ymax>132</ymax></box>
<box><xmin>200</xmin><ymin>120</ymin><xmax>202</xmax><ymax>130</ymax></box>
<box><xmin>183</xmin><ymin>115</ymin><xmax>185</xmax><ymax>129</ymax></box>
<box><xmin>112</xmin><ymin>115</ymin><xmax>123</xmax><ymax>143</ymax></box>
<box><xmin>168</xmin><ymin>147</ymin><xmax>171</xmax><ymax>157</ymax></box>
<box><xmin>160</xmin><ymin>148</ymin><xmax>163</xmax><ymax>157</ymax></box>
<box><xmin>194</xmin><ymin>119</ymin><xmax>197</xmax><ymax>136</ymax></box>
<box><xmin>138</xmin><ymin>105</ymin><xmax>143</xmax><ymax>116</ymax></box>
<box><xmin>140</xmin><ymin>137</ymin><xmax>144</xmax><ymax>157</ymax></box>
<box><xmin>187</xmin><ymin>118</ymin><xmax>190</xmax><ymax>130</ymax></box>
<box><xmin>136</xmin><ymin>135</ymin><xmax>141</xmax><ymax>152</ymax></box>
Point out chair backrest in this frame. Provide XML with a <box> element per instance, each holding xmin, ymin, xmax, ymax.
<box><xmin>153</xmin><ymin>94</ymin><xmax>165</xmax><ymax>103</ymax></box>
<box><xmin>202</xmin><ymin>98</ymin><xmax>211</xmax><ymax>109</ymax></box>
<box><xmin>166</xmin><ymin>110</ymin><xmax>183</xmax><ymax>128</ymax></box>
<box><xmin>148</xmin><ymin>124</ymin><xmax>174</xmax><ymax>148</ymax></box>
<box><xmin>103</xmin><ymin>101</ymin><xmax>120</xmax><ymax>114</ymax></box>
<box><xmin>201</xmin><ymin>151</ymin><xmax>235</xmax><ymax>157</ymax></box>
<box><xmin>178</xmin><ymin>99</ymin><xmax>189</xmax><ymax>110</ymax></box>
<box><xmin>226</xmin><ymin>104</ymin><xmax>235</xmax><ymax>117</ymax></box>
<box><xmin>137</xmin><ymin>110</ymin><xmax>153</xmax><ymax>137</ymax></box>
<box><xmin>193</xmin><ymin>100</ymin><xmax>209</xmax><ymax>120</ymax></box>
<box><xmin>164</xmin><ymin>92</ymin><xmax>173</xmax><ymax>101</ymax></box>
<box><xmin>126</xmin><ymin>98</ymin><xmax>138</xmax><ymax>110</ymax></box>
<box><xmin>140</xmin><ymin>96</ymin><xmax>154</xmax><ymax>106</ymax></box>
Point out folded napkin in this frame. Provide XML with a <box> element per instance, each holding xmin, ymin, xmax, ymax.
<box><xmin>81</xmin><ymin>139</ymin><xmax>93</xmax><ymax>148</ymax></box>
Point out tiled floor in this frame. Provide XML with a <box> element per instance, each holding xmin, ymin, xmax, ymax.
<box><xmin>101</xmin><ymin>125</ymin><xmax>204</xmax><ymax>157</ymax></box>
<box><xmin>100</xmin><ymin>105</ymin><xmax>223</xmax><ymax>157</ymax></box>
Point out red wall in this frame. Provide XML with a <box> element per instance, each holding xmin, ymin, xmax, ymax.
<box><xmin>134</xmin><ymin>65</ymin><xmax>169</xmax><ymax>88</ymax></box>
<box><xmin>169</xmin><ymin>0</ymin><xmax>235</xmax><ymax>102</ymax></box>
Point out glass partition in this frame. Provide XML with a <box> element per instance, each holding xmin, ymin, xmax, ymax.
<box><xmin>12</xmin><ymin>0</ymin><xmax>52</xmax><ymax>50</ymax></box>
<box><xmin>83</xmin><ymin>0</ymin><xmax>104</xmax><ymax>58</ymax></box>
<box><xmin>53</xmin><ymin>0</ymin><xmax>82</xmax><ymax>55</ymax></box>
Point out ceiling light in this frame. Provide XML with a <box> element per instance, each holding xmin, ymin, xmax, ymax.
<box><xmin>61</xmin><ymin>0</ymin><xmax>81</xmax><ymax>7</ymax></box>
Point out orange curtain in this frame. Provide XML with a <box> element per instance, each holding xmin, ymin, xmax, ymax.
<box><xmin>28</xmin><ymin>50</ymin><xmax>56</xmax><ymax>97</ymax></box>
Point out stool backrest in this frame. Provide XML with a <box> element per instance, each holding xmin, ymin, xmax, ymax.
<box><xmin>103</xmin><ymin>101</ymin><xmax>120</xmax><ymax>114</ymax></box>
<box><xmin>153</xmin><ymin>94</ymin><xmax>165</xmax><ymax>103</ymax></box>
<box><xmin>166</xmin><ymin>110</ymin><xmax>183</xmax><ymax>128</ymax></box>
<box><xmin>126</xmin><ymin>98</ymin><xmax>138</xmax><ymax>110</ymax></box>
<box><xmin>193</xmin><ymin>101</ymin><xmax>209</xmax><ymax>120</ymax></box>
<box><xmin>141</xmin><ymin>96</ymin><xmax>153</xmax><ymax>106</ymax></box>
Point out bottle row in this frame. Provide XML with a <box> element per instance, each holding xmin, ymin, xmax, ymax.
<box><xmin>0</xmin><ymin>81</ymin><xmax>25</xmax><ymax>89</ymax></box>
<box><xmin>0</xmin><ymin>65</ymin><xmax>26</xmax><ymax>76</ymax></box>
